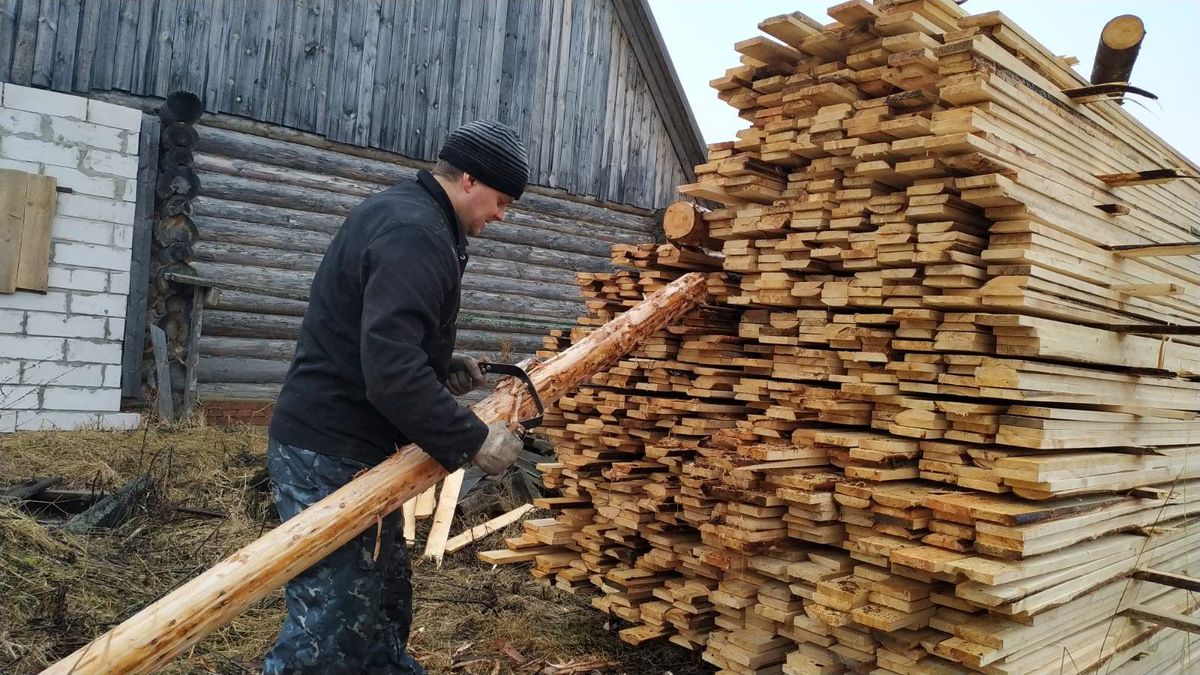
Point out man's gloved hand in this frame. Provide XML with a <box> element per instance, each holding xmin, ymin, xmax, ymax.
<box><xmin>447</xmin><ymin>353</ymin><xmax>486</xmax><ymax>396</ymax></box>
<box><xmin>473</xmin><ymin>422</ymin><xmax>523</xmax><ymax>476</ymax></box>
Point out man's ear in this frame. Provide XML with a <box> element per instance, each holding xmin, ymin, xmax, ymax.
<box><xmin>460</xmin><ymin>172</ymin><xmax>475</xmax><ymax>193</ymax></box>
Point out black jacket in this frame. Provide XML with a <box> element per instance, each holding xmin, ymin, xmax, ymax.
<box><xmin>269</xmin><ymin>170</ymin><xmax>489</xmax><ymax>470</ymax></box>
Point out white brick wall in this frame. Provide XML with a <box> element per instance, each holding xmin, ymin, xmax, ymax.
<box><xmin>0</xmin><ymin>84</ymin><xmax>143</xmax><ymax>433</ymax></box>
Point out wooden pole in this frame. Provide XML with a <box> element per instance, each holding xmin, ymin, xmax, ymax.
<box><xmin>1090</xmin><ymin>15</ymin><xmax>1145</xmax><ymax>86</ymax></box>
<box><xmin>41</xmin><ymin>272</ymin><xmax>707</xmax><ymax>675</ymax></box>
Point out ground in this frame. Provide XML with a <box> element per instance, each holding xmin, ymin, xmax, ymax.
<box><xmin>0</xmin><ymin>423</ymin><xmax>709</xmax><ymax>675</ymax></box>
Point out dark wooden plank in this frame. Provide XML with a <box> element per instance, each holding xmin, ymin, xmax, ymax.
<box><xmin>380</xmin><ymin>0</ymin><xmax>414</xmax><ymax>150</ymax></box>
<box><xmin>87</xmin><ymin>0</ymin><xmax>122</xmax><ymax>91</ymax></box>
<box><xmin>112</xmin><ymin>0</ymin><xmax>143</xmax><ymax>91</ymax></box>
<box><xmin>49</xmin><ymin>0</ymin><xmax>79</xmax><ymax>92</ymax></box>
<box><xmin>446</xmin><ymin>0</ymin><xmax>473</xmax><ymax>132</ymax></box>
<box><xmin>0</xmin><ymin>477</ymin><xmax>63</xmax><ymax>501</ymax></box>
<box><xmin>205</xmin><ymin>0</ymin><xmax>244</xmax><ymax>114</ymax></box>
<box><xmin>483</xmin><ymin>0</ymin><xmax>507</xmax><ymax>121</ymax></box>
<box><xmin>495</xmin><ymin>0</ymin><xmax>521</xmax><ymax>127</ymax></box>
<box><xmin>367</xmin><ymin>0</ymin><xmax>397</xmax><ymax>148</ymax></box>
<box><xmin>282</xmin><ymin>0</ymin><xmax>321</xmax><ymax>131</ymax></box>
<box><xmin>1123</xmin><ymin>606</ymin><xmax>1200</xmax><ymax>635</ymax></box>
<box><xmin>352</xmin><ymin>0</ymin><xmax>382</xmax><ymax>145</ymax></box>
<box><xmin>181</xmin><ymin>284</ymin><xmax>205</xmax><ymax>420</ymax></box>
<box><xmin>1131</xmin><ymin>569</ymin><xmax>1200</xmax><ymax>593</ymax></box>
<box><xmin>8</xmin><ymin>0</ymin><xmax>39</xmax><ymax>85</ymax></box>
<box><xmin>31</xmin><ymin>0</ymin><xmax>60</xmax><ymax>88</ymax></box>
<box><xmin>146</xmin><ymin>0</ymin><xmax>177</xmax><ymax>97</ymax></box>
<box><xmin>401</xmin><ymin>0</ymin><xmax>431</xmax><ymax>157</ymax></box>
<box><xmin>534</xmin><ymin>0</ymin><xmax>562</xmax><ymax>182</ymax></box>
<box><xmin>233</xmin><ymin>0</ymin><xmax>275</xmax><ymax>119</ymax></box>
<box><xmin>262</xmin><ymin>0</ymin><xmax>292</xmax><ymax>125</ymax></box>
<box><xmin>592</xmin><ymin>5</ymin><xmax>619</xmax><ymax>198</ymax></box>
<box><xmin>0</xmin><ymin>0</ymin><xmax>22</xmax><ymax>83</ymax></box>
<box><xmin>309</xmin><ymin>0</ymin><xmax>336</xmax><ymax>133</ymax></box>
<box><xmin>322</xmin><ymin>0</ymin><xmax>358</xmax><ymax>143</ymax></box>
<box><xmin>422</xmin><ymin>0</ymin><xmax>456</xmax><ymax>158</ymax></box>
<box><xmin>169</xmin><ymin>0</ymin><xmax>211</xmax><ymax>96</ymax></box>
<box><xmin>120</xmin><ymin>114</ymin><xmax>160</xmax><ymax>400</ymax></box>
<box><xmin>71</xmin><ymin>0</ymin><xmax>101</xmax><ymax>92</ymax></box>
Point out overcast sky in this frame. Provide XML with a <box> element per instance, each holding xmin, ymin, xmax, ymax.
<box><xmin>646</xmin><ymin>1</ymin><xmax>1200</xmax><ymax>164</ymax></box>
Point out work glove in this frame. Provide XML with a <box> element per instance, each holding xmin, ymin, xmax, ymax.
<box><xmin>447</xmin><ymin>353</ymin><xmax>486</xmax><ymax>396</ymax></box>
<box><xmin>473</xmin><ymin>422</ymin><xmax>523</xmax><ymax>476</ymax></box>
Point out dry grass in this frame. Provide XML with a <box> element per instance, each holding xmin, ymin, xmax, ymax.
<box><xmin>0</xmin><ymin>422</ymin><xmax>709</xmax><ymax>674</ymax></box>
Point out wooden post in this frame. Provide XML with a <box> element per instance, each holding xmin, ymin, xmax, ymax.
<box><xmin>41</xmin><ymin>272</ymin><xmax>707</xmax><ymax>675</ymax></box>
<box><xmin>1090</xmin><ymin>15</ymin><xmax>1145</xmax><ymax>86</ymax></box>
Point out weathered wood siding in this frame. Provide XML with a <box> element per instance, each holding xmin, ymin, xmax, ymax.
<box><xmin>188</xmin><ymin>114</ymin><xmax>656</xmax><ymax>401</ymax></box>
<box><xmin>0</xmin><ymin>0</ymin><xmax>697</xmax><ymax>209</ymax></box>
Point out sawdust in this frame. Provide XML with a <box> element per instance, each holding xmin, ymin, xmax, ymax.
<box><xmin>0</xmin><ymin>422</ymin><xmax>708</xmax><ymax>674</ymax></box>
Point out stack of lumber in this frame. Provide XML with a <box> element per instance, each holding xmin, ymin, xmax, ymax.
<box><xmin>479</xmin><ymin>1</ymin><xmax>1200</xmax><ymax>673</ymax></box>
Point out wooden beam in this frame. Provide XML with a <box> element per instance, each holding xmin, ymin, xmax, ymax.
<box><xmin>1106</xmin><ymin>324</ymin><xmax>1200</xmax><ymax>336</ymax></box>
<box><xmin>445</xmin><ymin>504</ymin><xmax>536</xmax><ymax>555</ymax></box>
<box><xmin>121</xmin><ymin>115</ymin><xmax>162</xmax><ymax>399</ymax></box>
<box><xmin>1096</xmin><ymin>169</ymin><xmax>1196</xmax><ymax>187</ymax></box>
<box><xmin>149</xmin><ymin>325</ymin><xmax>174</xmax><ymax>421</ymax></box>
<box><xmin>1110</xmin><ymin>283</ymin><xmax>1183</xmax><ymax>297</ymax></box>
<box><xmin>1122</xmin><ymin>605</ymin><xmax>1200</xmax><ymax>635</ymax></box>
<box><xmin>1131</xmin><ymin>569</ymin><xmax>1200</xmax><ymax>593</ymax></box>
<box><xmin>1106</xmin><ymin>242</ymin><xmax>1200</xmax><ymax>258</ymax></box>
<box><xmin>42</xmin><ymin>272</ymin><xmax>708</xmax><ymax>675</ymax></box>
<box><xmin>422</xmin><ymin>468</ymin><xmax>466</xmax><ymax>566</ymax></box>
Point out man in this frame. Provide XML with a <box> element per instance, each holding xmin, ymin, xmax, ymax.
<box><xmin>265</xmin><ymin>120</ymin><xmax>530</xmax><ymax>674</ymax></box>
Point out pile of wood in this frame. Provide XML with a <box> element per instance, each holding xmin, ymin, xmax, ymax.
<box><xmin>144</xmin><ymin>91</ymin><xmax>205</xmax><ymax>419</ymax></box>
<box><xmin>480</xmin><ymin>1</ymin><xmax>1200</xmax><ymax>673</ymax></box>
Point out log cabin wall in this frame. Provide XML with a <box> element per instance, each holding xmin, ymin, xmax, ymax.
<box><xmin>188</xmin><ymin>114</ymin><xmax>659</xmax><ymax>401</ymax></box>
<box><xmin>0</xmin><ymin>0</ymin><xmax>707</xmax><ymax>408</ymax></box>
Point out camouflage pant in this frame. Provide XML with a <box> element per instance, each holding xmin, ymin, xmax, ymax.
<box><xmin>264</xmin><ymin>438</ymin><xmax>425</xmax><ymax>675</ymax></box>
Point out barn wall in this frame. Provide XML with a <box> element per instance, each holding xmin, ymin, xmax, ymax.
<box><xmin>0</xmin><ymin>0</ymin><xmax>695</xmax><ymax>209</ymax></box>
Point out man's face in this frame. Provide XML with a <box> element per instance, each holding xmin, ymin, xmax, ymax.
<box><xmin>459</xmin><ymin>174</ymin><xmax>514</xmax><ymax>237</ymax></box>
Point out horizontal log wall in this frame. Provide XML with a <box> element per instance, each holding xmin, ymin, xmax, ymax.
<box><xmin>191</xmin><ymin>119</ymin><xmax>657</xmax><ymax>401</ymax></box>
<box><xmin>0</xmin><ymin>0</ymin><xmax>699</xmax><ymax>209</ymax></box>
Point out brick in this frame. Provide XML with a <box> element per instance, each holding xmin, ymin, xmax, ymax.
<box><xmin>112</xmin><ymin>224</ymin><xmax>134</xmax><ymax>248</ymax></box>
<box><xmin>0</xmin><ymin>308</ymin><xmax>24</xmax><ymax>333</ymax></box>
<box><xmin>15</xmin><ymin>411</ymin><xmax>138</xmax><ymax>431</ymax></box>
<box><xmin>42</xmin><ymin>385</ymin><xmax>121</xmax><ymax>411</ymax></box>
<box><xmin>106</xmin><ymin>317</ymin><xmax>125</xmax><ymax>339</ymax></box>
<box><xmin>48</xmin><ymin>265</ymin><xmax>109</xmax><ymax>292</ymax></box>
<box><xmin>54</xmin><ymin>241</ymin><xmax>131</xmax><ymax>271</ymax></box>
<box><xmin>103</xmin><ymin>364</ymin><xmax>122</xmax><ymax>388</ymax></box>
<box><xmin>108</xmin><ymin>271</ymin><xmax>131</xmax><ymax>294</ymax></box>
<box><xmin>65</xmin><ymin>338</ymin><xmax>122</xmax><ymax>364</ymax></box>
<box><xmin>69</xmin><ymin>291</ymin><xmax>127</xmax><ymax>317</ymax></box>
<box><xmin>0</xmin><ymin>134</ymin><xmax>79</xmax><ymax>168</ymax></box>
<box><xmin>41</xmin><ymin>164</ymin><xmax>122</xmax><ymax>199</ymax></box>
<box><xmin>0</xmin><ymin>385</ymin><xmax>40</xmax><ymax>409</ymax></box>
<box><xmin>2</xmin><ymin>84</ymin><xmax>88</xmax><ymax>118</ymax></box>
<box><xmin>0</xmin><ymin>290</ymin><xmax>70</xmax><ymax>313</ymax></box>
<box><xmin>0</xmin><ymin>107</ymin><xmax>43</xmax><ymax>135</ymax></box>
<box><xmin>87</xmin><ymin>100</ymin><xmax>143</xmax><ymax>132</ymax></box>
<box><xmin>0</xmin><ymin>335</ymin><xmax>63</xmax><ymax>360</ymax></box>
<box><xmin>48</xmin><ymin>116</ymin><xmax>125</xmax><ymax>151</ymax></box>
<box><xmin>57</xmin><ymin>193</ymin><xmax>135</xmax><ymax>225</ymax></box>
<box><xmin>22</xmin><ymin>361</ymin><xmax>105</xmax><ymax>387</ymax></box>
<box><xmin>81</xmin><ymin>147</ymin><xmax>139</xmax><ymax>179</ymax></box>
<box><xmin>0</xmin><ymin>358</ymin><xmax>21</xmax><ymax>382</ymax></box>
<box><xmin>119</xmin><ymin>178</ymin><xmax>135</xmax><ymax>203</ymax></box>
<box><xmin>52</xmin><ymin>215</ymin><xmax>115</xmax><ymax>245</ymax></box>
<box><xmin>26</xmin><ymin>312</ymin><xmax>107</xmax><ymax>339</ymax></box>
<box><xmin>0</xmin><ymin>157</ymin><xmax>40</xmax><ymax>173</ymax></box>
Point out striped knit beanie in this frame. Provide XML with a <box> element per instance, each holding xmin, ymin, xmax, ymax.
<box><xmin>438</xmin><ymin>120</ymin><xmax>529</xmax><ymax>199</ymax></box>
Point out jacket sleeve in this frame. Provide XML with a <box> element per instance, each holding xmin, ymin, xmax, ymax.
<box><xmin>358</xmin><ymin>226</ymin><xmax>489</xmax><ymax>471</ymax></box>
